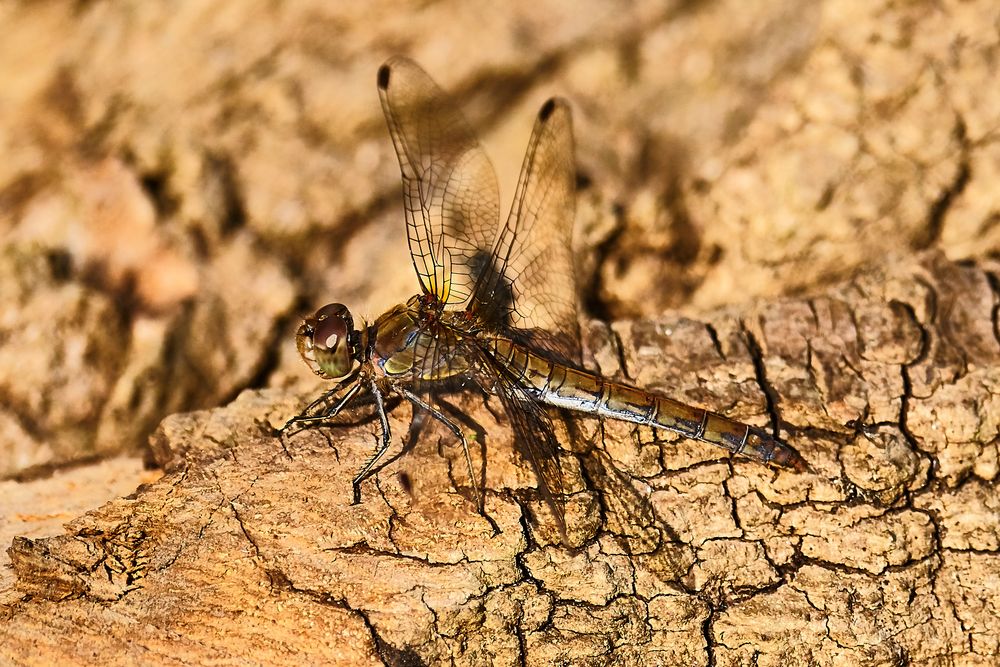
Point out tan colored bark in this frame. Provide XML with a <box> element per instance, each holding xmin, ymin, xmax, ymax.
<box><xmin>4</xmin><ymin>253</ymin><xmax>999</xmax><ymax>665</ymax></box>
<box><xmin>1</xmin><ymin>0</ymin><xmax>999</xmax><ymax>665</ymax></box>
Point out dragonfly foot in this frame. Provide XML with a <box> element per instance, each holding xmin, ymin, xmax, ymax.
<box><xmin>278</xmin><ymin>435</ymin><xmax>295</xmax><ymax>461</ymax></box>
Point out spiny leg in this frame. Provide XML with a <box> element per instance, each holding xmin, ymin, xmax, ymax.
<box><xmin>399</xmin><ymin>388</ymin><xmax>483</xmax><ymax>514</ymax></box>
<box><xmin>351</xmin><ymin>377</ymin><xmax>393</xmax><ymax>504</ymax></box>
<box><xmin>280</xmin><ymin>375</ymin><xmax>362</xmax><ymax>435</ymax></box>
<box><xmin>353</xmin><ymin>406</ymin><xmax>429</xmax><ymax>484</ymax></box>
<box><xmin>283</xmin><ymin>386</ymin><xmax>363</xmax><ymax>431</ymax></box>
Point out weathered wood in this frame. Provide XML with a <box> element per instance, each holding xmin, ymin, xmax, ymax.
<box><xmin>2</xmin><ymin>0</ymin><xmax>999</xmax><ymax>664</ymax></box>
<box><xmin>4</xmin><ymin>254</ymin><xmax>999</xmax><ymax>665</ymax></box>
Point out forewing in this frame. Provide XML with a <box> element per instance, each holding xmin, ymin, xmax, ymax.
<box><xmin>472</xmin><ymin>98</ymin><xmax>581</xmax><ymax>363</ymax></box>
<box><xmin>377</xmin><ymin>57</ymin><xmax>501</xmax><ymax>306</ymax></box>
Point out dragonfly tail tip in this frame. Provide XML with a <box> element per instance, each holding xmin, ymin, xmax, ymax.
<box><xmin>789</xmin><ymin>451</ymin><xmax>813</xmax><ymax>474</ymax></box>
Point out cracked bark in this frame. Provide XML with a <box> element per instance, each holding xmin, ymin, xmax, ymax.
<box><xmin>3</xmin><ymin>253</ymin><xmax>999</xmax><ymax>666</ymax></box>
<box><xmin>2</xmin><ymin>0</ymin><xmax>1000</xmax><ymax>665</ymax></box>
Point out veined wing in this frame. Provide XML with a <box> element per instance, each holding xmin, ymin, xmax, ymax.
<box><xmin>472</xmin><ymin>345</ymin><xmax>567</xmax><ymax>539</ymax></box>
<box><xmin>377</xmin><ymin>56</ymin><xmax>500</xmax><ymax>306</ymax></box>
<box><xmin>471</xmin><ymin>98</ymin><xmax>581</xmax><ymax>364</ymax></box>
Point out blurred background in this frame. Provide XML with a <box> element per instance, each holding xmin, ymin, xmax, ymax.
<box><xmin>0</xmin><ymin>0</ymin><xmax>995</xmax><ymax>481</ymax></box>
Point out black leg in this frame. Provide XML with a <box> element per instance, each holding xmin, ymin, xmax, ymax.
<box><xmin>351</xmin><ymin>378</ymin><xmax>393</xmax><ymax>504</ymax></box>
<box><xmin>280</xmin><ymin>375</ymin><xmax>362</xmax><ymax>435</ymax></box>
<box><xmin>348</xmin><ymin>405</ymin><xmax>428</xmax><ymax>493</ymax></box>
<box><xmin>399</xmin><ymin>388</ymin><xmax>482</xmax><ymax>513</ymax></box>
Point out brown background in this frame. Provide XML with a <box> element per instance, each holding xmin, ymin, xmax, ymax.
<box><xmin>1</xmin><ymin>1</ymin><xmax>998</xmax><ymax>665</ymax></box>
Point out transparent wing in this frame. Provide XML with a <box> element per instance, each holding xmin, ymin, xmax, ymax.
<box><xmin>496</xmin><ymin>370</ymin><xmax>567</xmax><ymax>539</ymax></box>
<box><xmin>471</xmin><ymin>98</ymin><xmax>581</xmax><ymax>363</ymax></box>
<box><xmin>471</xmin><ymin>346</ymin><xmax>567</xmax><ymax>538</ymax></box>
<box><xmin>377</xmin><ymin>56</ymin><xmax>501</xmax><ymax>306</ymax></box>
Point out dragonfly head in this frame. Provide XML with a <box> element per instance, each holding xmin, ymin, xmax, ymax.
<box><xmin>296</xmin><ymin>303</ymin><xmax>364</xmax><ymax>380</ymax></box>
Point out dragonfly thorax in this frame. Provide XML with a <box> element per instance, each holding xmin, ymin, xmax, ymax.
<box><xmin>296</xmin><ymin>302</ymin><xmax>366</xmax><ymax>380</ymax></box>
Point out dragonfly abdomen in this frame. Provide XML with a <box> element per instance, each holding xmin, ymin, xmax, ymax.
<box><xmin>487</xmin><ymin>338</ymin><xmax>808</xmax><ymax>471</ymax></box>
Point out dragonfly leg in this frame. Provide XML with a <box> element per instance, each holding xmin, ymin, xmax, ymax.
<box><xmin>351</xmin><ymin>378</ymin><xmax>393</xmax><ymax>504</ymax></box>
<box><xmin>399</xmin><ymin>388</ymin><xmax>483</xmax><ymax>514</ymax></box>
<box><xmin>280</xmin><ymin>375</ymin><xmax>362</xmax><ymax>434</ymax></box>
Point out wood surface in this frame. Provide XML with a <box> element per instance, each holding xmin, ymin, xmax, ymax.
<box><xmin>1</xmin><ymin>1</ymin><xmax>998</xmax><ymax>665</ymax></box>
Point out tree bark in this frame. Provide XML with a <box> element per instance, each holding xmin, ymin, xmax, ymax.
<box><xmin>4</xmin><ymin>253</ymin><xmax>998</xmax><ymax>666</ymax></box>
<box><xmin>2</xmin><ymin>0</ymin><xmax>999</xmax><ymax>665</ymax></box>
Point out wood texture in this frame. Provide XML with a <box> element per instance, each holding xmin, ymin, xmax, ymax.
<box><xmin>1</xmin><ymin>0</ymin><xmax>999</xmax><ymax>665</ymax></box>
<box><xmin>5</xmin><ymin>253</ymin><xmax>999</xmax><ymax>665</ymax></box>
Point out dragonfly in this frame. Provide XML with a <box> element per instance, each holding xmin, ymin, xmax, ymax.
<box><xmin>286</xmin><ymin>56</ymin><xmax>809</xmax><ymax>536</ymax></box>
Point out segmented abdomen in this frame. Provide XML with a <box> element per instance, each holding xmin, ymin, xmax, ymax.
<box><xmin>486</xmin><ymin>337</ymin><xmax>807</xmax><ymax>471</ymax></box>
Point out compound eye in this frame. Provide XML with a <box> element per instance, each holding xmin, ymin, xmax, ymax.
<box><xmin>314</xmin><ymin>303</ymin><xmax>353</xmax><ymax>351</ymax></box>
